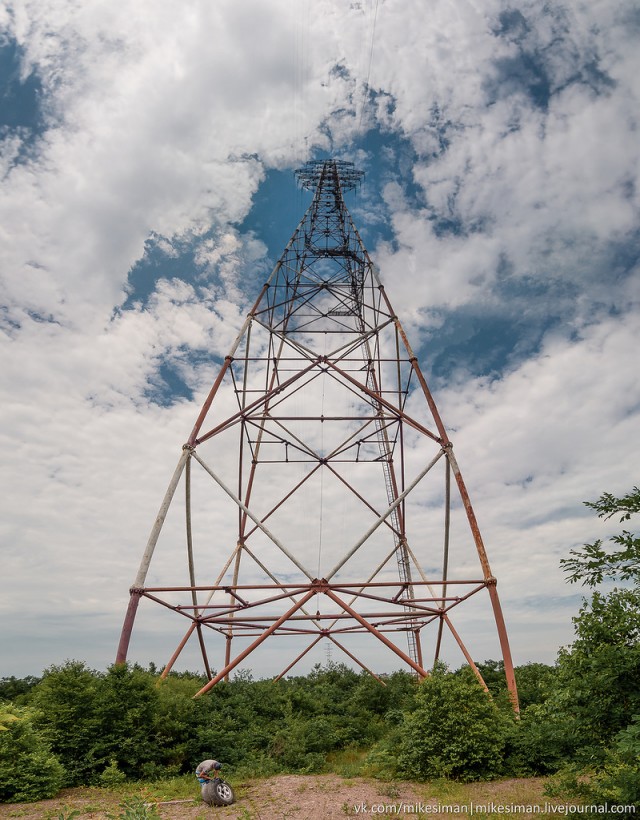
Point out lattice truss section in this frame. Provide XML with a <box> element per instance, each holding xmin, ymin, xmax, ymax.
<box><xmin>117</xmin><ymin>159</ymin><xmax>519</xmax><ymax>707</ymax></box>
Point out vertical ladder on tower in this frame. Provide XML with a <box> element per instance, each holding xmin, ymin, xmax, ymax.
<box><xmin>372</xmin><ymin>385</ymin><xmax>421</xmax><ymax>667</ymax></box>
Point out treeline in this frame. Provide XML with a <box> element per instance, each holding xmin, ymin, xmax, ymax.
<box><xmin>0</xmin><ymin>652</ymin><xmax>637</xmax><ymax>806</ymax></box>
<box><xmin>1</xmin><ymin>488</ymin><xmax>638</xmax><ymax>807</ymax></box>
<box><xmin>0</xmin><ymin>660</ymin><xmax>547</xmax><ymax>798</ymax></box>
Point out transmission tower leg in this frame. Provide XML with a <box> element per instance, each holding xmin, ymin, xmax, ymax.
<box><xmin>196</xmin><ymin>625</ymin><xmax>213</xmax><ymax>680</ymax></box>
<box><xmin>116</xmin><ymin>447</ymin><xmax>190</xmax><ymax>664</ymax></box>
<box><xmin>160</xmin><ymin>623</ymin><xmax>198</xmax><ymax>680</ymax></box>
<box><xmin>116</xmin><ymin>590</ymin><xmax>143</xmax><ymax>665</ymax></box>
<box><xmin>443</xmin><ymin>614</ymin><xmax>489</xmax><ymax>692</ymax></box>
<box><xmin>487</xmin><ymin>583</ymin><xmax>519</xmax><ymax>712</ymax></box>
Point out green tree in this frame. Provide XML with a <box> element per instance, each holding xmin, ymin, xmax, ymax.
<box><xmin>513</xmin><ymin>587</ymin><xmax>640</xmax><ymax>771</ymax></box>
<box><xmin>511</xmin><ymin>663</ymin><xmax>557</xmax><ymax>711</ymax></box>
<box><xmin>460</xmin><ymin>661</ymin><xmax>557</xmax><ymax>712</ymax></box>
<box><xmin>192</xmin><ymin>675</ymin><xmax>290</xmax><ymax>769</ymax></box>
<box><xmin>93</xmin><ymin>665</ymin><xmax>161</xmax><ymax>779</ymax></box>
<box><xmin>518</xmin><ymin>488</ymin><xmax>640</xmax><ymax>791</ymax></box>
<box><xmin>30</xmin><ymin>661</ymin><xmax>103</xmax><ymax>785</ymax></box>
<box><xmin>554</xmin><ymin>588</ymin><xmax>640</xmax><ymax>759</ymax></box>
<box><xmin>397</xmin><ymin>665</ymin><xmax>512</xmax><ymax>781</ymax></box>
<box><xmin>152</xmin><ymin>673</ymin><xmax>200</xmax><ymax>774</ymax></box>
<box><xmin>0</xmin><ymin>705</ymin><xmax>66</xmax><ymax>802</ymax></box>
<box><xmin>557</xmin><ymin>488</ymin><xmax>640</xmax><ymax>759</ymax></box>
<box><xmin>560</xmin><ymin>487</ymin><xmax>640</xmax><ymax>587</ymax></box>
<box><xmin>0</xmin><ymin>676</ymin><xmax>40</xmax><ymax>703</ymax></box>
<box><xmin>29</xmin><ymin>662</ymin><xmax>175</xmax><ymax>785</ymax></box>
<box><xmin>585</xmin><ymin>716</ymin><xmax>640</xmax><ymax>806</ymax></box>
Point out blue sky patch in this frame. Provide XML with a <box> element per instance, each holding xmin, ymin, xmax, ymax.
<box><xmin>0</xmin><ymin>39</ymin><xmax>42</xmax><ymax>129</ymax></box>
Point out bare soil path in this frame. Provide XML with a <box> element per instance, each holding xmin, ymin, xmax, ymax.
<box><xmin>0</xmin><ymin>774</ymin><xmax>566</xmax><ymax>819</ymax></box>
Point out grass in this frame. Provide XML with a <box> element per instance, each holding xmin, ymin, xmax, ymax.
<box><xmin>325</xmin><ymin>747</ymin><xmax>370</xmax><ymax>778</ymax></box>
<box><xmin>132</xmin><ymin>775</ymin><xmax>198</xmax><ymax>802</ymax></box>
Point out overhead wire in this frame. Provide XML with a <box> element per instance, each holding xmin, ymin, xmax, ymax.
<box><xmin>293</xmin><ymin>0</ymin><xmax>311</xmax><ymax>163</ymax></box>
<box><xmin>292</xmin><ymin>0</ymin><xmax>310</xmax><ymax>219</ymax></box>
<box><xmin>293</xmin><ymin>0</ymin><xmax>302</xmax><ymax>161</ymax></box>
<box><xmin>358</xmin><ymin>0</ymin><xmax>380</xmax><ymax>133</ymax></box>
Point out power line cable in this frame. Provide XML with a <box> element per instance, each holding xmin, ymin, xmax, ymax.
<box><xmin>359</xmin><ymin>0</ymin><xmax>380</xmax><ymax>132</ymax></box>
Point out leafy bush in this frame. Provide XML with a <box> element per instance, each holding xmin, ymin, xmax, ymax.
<box><xmin>541</xmin><ymin>487</ymin><xmax>640</xmax><ymax>793</ymax></box>
<box><xmin>509</xmin><ymin>699</ymin><xmax>577</xmax><ymax>775</ymax></box>
<box><xmin>99</xmin><ymin>759</ymin><xmax>127</xmax><ymax>788</ymax></box>
<box><xmin>30</xmin><ymin>662</ymin><xmax>169</xmax><ymax>784</ymax></box>
<box><xmin>396</xmin><ymin>665</ymin><xmax>513</xmax><ymax>782</ymax></box>
<box><xmin>192</xmin><ymin>663</ymin><xmax>393</xmax><ymax>775</ymax></box>
<box><xmin>95</xmin><ymin>664</ymin><xmax>160</xmax><ymax>779</ymax></box>
<box><xmin>0</xmin><ymin>705</ymin><xmax>66</xmax><ymax>802</ymax></box>
<box><xmin>584</xmin><ymin>716</ymin><xmax>640</xmax><ymax>807</ymax></box>
<box><xmin>30</xmin><ymin>660</ymin><xmax>103</xmax><ymax>785</ymax></box>
<box><xmin>473</xmin><ymin>660</ymin><xmax>557</xmax><ymax>711</ymax></box>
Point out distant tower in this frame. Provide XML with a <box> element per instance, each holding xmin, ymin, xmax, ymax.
<box><xmin>117</xmin><ymin>159</ymin><xmax>519</xmax><ymax>708</ymax></box>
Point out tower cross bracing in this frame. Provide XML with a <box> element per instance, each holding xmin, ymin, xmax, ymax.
<box><xmin>116</xmin><ymin>158</ymin><xmax>519</xmax><ymax>707</ymax></box>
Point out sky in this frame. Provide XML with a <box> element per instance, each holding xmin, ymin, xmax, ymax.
<box><xmin>1</xmin><ymin>0</ymin><xmax>639</xmax><ymax>682</ymax></box>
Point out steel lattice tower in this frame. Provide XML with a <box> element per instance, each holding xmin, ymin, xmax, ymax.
<box><xmin>116</xmin><ymin>159</ymin><xmax>519</xmax><ymax>707</ymax></box>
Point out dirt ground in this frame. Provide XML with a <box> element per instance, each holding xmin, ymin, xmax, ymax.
<box><xmin>0</xmin><ymin>774</ymin><xmax>565</xmax><ymax>819</ymax></box>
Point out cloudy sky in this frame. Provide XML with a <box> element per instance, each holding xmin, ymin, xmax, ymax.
<box><xmin>1</xmin><ymin>0</ymin><xmax>639</xmax><ymax>682</ymax></box>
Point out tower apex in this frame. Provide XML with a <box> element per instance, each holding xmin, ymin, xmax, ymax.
<box><xmin>295</xmin><ymin>158</ymin><xmax>364</xmax><ymax>192</ymax></box>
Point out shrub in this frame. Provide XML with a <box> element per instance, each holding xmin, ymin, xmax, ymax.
<box><xmin>397</xmin><ymin>665</ymin><xmax>513</xmax><ymax>782</ymax></box>
<box><xmin>509</xmin><ymin>700</ymin><xmax>577</xmax><ymax>775</ymax></box>
<box><xmin>30</xmin><ymin>660</ymin><xmax>102</xmax><ymax>785</ymax></box>
<box><xmin>0</xmin><ymin>705</ymin><xmax>66</xmax><ymax>802</ymax></box>
<box><xmin>584</xmin><ymin>716</ymin><xmax>640</xmax><ymax>807</ymax></box>
<box><xmin>99</xmin><ymin>759</ymin><xmax>127</xmax><ymax>788</ymax></box>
